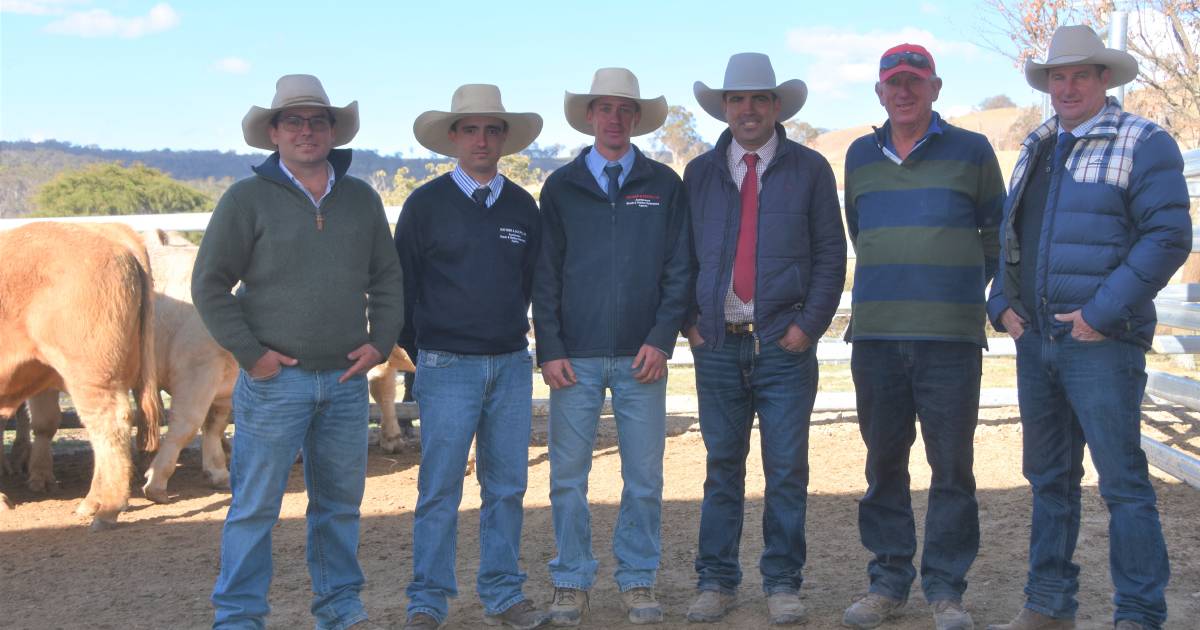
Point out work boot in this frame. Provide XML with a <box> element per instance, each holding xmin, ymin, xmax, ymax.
<box><xmin>767</xmin><ymin>592</ymin><xmax>807</xmax><ymax>625</ymax></box>
<box><xmin>403</xmin><ymin>612</ymin><xmax>442</xmax><ymax>630</ymax></box>
<box><xmin>484</xmin><ymin>599</ymin><xmax>547</xmax><ymax>629</ymax></box>
<box><xmin>932</xmin><ymin>600</ymin><xmax>974</xmax><ymax>630</ymax></box>
<box><xmin>686</xmin><ymin>590</ymin><xmax>736</xmax><ymax>622</ymax></box>
<box><xmin>985</xmin><ymin>608</ymin><xmax>1075</xmax><ymax>630</ymax></box>
<box><xmin>547</xmin><ymin>588</ymin><xmax>588</xmax><ymax>626</ymax></box>
<box><xmin>842</xmin><ymin>593</ymin><xmax>906</xmax><ymax>629</ymax></box>
<box><xmin>622</xmin><ymin>587</ymin><xmax>664</xmax><ymax>624</ymax></box>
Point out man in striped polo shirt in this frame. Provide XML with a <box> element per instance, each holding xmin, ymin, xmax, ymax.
<box><xmin>842</xmin><ymin>44</ymin><xmax>1005</xmax><ymax>630</ymax></box>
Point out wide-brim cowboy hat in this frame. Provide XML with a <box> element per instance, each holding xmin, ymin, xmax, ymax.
<box><xmin>564</xmin><ymin>68</ymin><xmax>668</xmax><ymax>137</ymax></box>
<box><xmin>694</xmin><ymin>52</ymin><xmax>807</xmax><ymax>122</ymax></box>
<box><xmin>414</xmin><ymin>84</ymin><xmax>543</xmax><ymax>157</ymax></box>
<box><xmin>242</xmin><ymin>74</ymin><xmax>359</xmax><ymax>151</ymax></box>
<box><xmin>1024</xmin><ymin>25</ymin><xmax>1138</xmax><ymax>92</ymax></box>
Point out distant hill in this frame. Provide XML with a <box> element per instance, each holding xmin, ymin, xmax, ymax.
<box><xmin>0</xmin><ymin>140</ymin><xmax>570</xmax><ymax>218</ymax></box>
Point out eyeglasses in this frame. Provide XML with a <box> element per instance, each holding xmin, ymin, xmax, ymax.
<box><xmin>880</xmin><ymin>51</ymin><xmax>931</xmax><ymax>71</ymax></box>
<box><xmin>278</xmin><ymin>115</ymin><xmax>332</xmax><ymax>133</ymax></box>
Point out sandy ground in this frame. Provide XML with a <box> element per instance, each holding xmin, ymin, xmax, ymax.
<box><xmin>2</xmin><ymin>402</ymin><xmax>1198</xmax><ymax>630</ymax></box>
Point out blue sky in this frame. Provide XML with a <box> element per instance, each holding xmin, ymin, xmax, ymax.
<box><xmin>0</xmin><ymin>0</ymin><xmax>1043</xmax><ymax>157</ymax></box>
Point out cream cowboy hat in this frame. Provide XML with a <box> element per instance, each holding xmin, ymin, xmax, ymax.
<box><xmin>1025</xmin><ymin>25</ymin><xmax>1138</xmax><ymax>92</ymax></box>
<box><xmin>242</xmin><ymin>74</ymin><xmax>359</xmax><ymax>151</ymax></box>
<box><xmin>414</xmin><ymin>84</ymin><xmax>543</xmax><ymax>157</ymax></box>
<box><xmin>564</xmin><ymin>68</ymin><xmax>668</xmax><ymax>137</ymax></box>
<box><xmin>694</xmin><ymin>52</ymin><xmax>807</xmax><ymax>122</ymax></box>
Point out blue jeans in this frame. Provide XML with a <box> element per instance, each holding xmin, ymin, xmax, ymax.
<box><xmin>406</xmin><ymin>349</ymin><xmax>533</xmax><ymax>624</ymax></box>
<box><xmin>212</xmin><ymin>367</ymin><xmax>370</xmax><ymax>630</ymax></box>
<box><xmin>850</xmin><ymin>340</ymin><xmax>981</xmax><ymax>603</ymax></box>
<box><xmin>548</xmin><ymin>356</ymin><xmax>667</xmax><ymax>592</ymax></box>
<box><xmin>692</xmin><ymin>335</ymin><xmax>817</xmax><ymax>594</ymax></box>
<box><xmin>1015</xmin><ymin>333</ymin><xmax>1169</xmax><ymax>628</ymax></box>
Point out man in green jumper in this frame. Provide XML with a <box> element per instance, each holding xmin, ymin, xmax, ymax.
<box><xmin>841</xmin><ymin>44</ymin><xmax>1005</xmax><ymax>630</ymax></box>
<box><xmin>193</xmin><ymin>74</ymin><xmax>404</xmax><ymax>630</ymax></box>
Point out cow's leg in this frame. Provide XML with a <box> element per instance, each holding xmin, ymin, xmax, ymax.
<box><xmin>401</xmin><ymin>370</ymin><xmax>417</xmax><ymax>439</ymax></box>
<box><xmin>3</xmin><ymin>403</ymin><xmax>31</xmax><ymax>477</ymax></box>
<box><xmin>70</xmin><ymin>386</ymin><xmax>134</xmax><ymax>529</ymax></box>
<box><xmin>372</xmin><ymin>366</ymin><xmax>406</xmax><ymax>453</ymax></box>
<box><xmin>143</xmin><ymin>382</ymin><xmax>217</xmax><ymax>503</ymax></box>
<box><xmin>200</xmin><ymin>400</ymin><xmax>232</xmax><ymax>489</ymax></box>
<box><xmin>26</xmin><ymin>391</ymin><xmax>62</xmax><ymax>493</ymax></box>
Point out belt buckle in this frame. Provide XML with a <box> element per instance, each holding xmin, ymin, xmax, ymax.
<box><xmin>726</xmin><ymin>322</ymin><xmax>754</xmax><ymax>335</ymax></box>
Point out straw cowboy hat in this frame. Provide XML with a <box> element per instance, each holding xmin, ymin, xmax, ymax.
<box><xmin>242</xmin><ymin>74</ymin><xmax>359</xmax><ymax>151</ymax></box>
<box><xmin>694</xmin><ymin>52</ymin><xmax>808</xmax><ymax>122</ymax></box>
<box><xmin>414</xmin><ymin>84</ymin><xmax>543</xmax><ymax>157</ymax></box>
<box><xmin>564</xmin><ymin>68</ymin><xmax>668</xmax><ymax>137</ymax></box>
<box><xmin>1025</xmin><ymin>25</ymin><xmax>1138</xmax><ymax>92</ymax></box>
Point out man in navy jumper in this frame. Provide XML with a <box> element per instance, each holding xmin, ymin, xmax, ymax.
<box><xmin>841</xmin><ymin>43</ymin><xmax>1005</xmax><ymax>630</ymax></box>
<box><xmin>987</xmin><ymin>26</ymin><xmax>1190</xmax><ymax>630</ymax></box>
<box><xmin>533</xmin><ymin>67</ymin><xmax>690</xmax><ymax>626</ymax></box>
<box><xmin>396</xmin><ymin>84</ymin><xmax>547</xmax><ymax>630</ymax></box>
<box><xmin>683</xmin><ymin>53</ymin><xmax>846</xmax><ymax>625</ymax></box>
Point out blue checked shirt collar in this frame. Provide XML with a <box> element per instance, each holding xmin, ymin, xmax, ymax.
<box><xmin>451</xmin><ymin>165</ymin><xmax>504</xmax><ymax>207</ymax></box>
<box><xmin>585</xmin><ymin>145</ymin><xmax>635</xmax><ymax>193</ymax></box>
<box><xmin>278</xmin><ymin>159</ymin><xmax>334</xmax><ymax>207</ymax></box>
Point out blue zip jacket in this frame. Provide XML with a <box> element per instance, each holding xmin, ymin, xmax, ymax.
<box><xmin>685</xmin><ymin>124</ymin><xmax>846</xmax><ymax>348</ymax></box>
<box><xmin>987</xmin><ymin>99</ymin><xmax>1191</xmax><ymax>348</ymax></box>
<box><xmin>533</xmin><ymin>146</ymin><xmax>692</xmax><ymax>364</ymax></box>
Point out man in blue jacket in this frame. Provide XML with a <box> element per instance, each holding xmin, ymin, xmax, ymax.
<box><xmin>986</xmin><ymin>26</ymin><xmax>1190</xmax><ymax>630</ymax></box>
<box><xmin>397</xmin><ymin>84</ymin><xmax>547</xmax><ymax>630</ymax></box>
<box><xmin>683</xmin><ymin>53</ymin><xmax>846</xmax><ymax>625</ymax></box>
<box><xmin>534</xmin><ymin>67</ymin><xmax>690</xmax><ymax>626</ymax></box>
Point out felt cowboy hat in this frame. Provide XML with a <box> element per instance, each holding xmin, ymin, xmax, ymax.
<box><xmin>564</xmin><ymin>68</ymin><xmax>668</xmax><ymax>137</ymax></box>
<box><xmin>242</xmin><ymin>74</ymin><xmax>359</xmax><ymax>151</ymax></box>
<box><xmin>414</xmin><ymin>84</ymin><xmax>543</xmax><ymax>157</ymax></box>
<box><xmin>1024</xmin><ymin>25</ymin><xmax>1138</xmax><ymax>92</ymax></box>
<box><xmin>694</xmin><ymin>52</ymin><xmax>807</xmax><ymax>122</ymax></box>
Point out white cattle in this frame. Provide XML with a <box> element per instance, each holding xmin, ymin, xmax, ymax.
<box><xmin>0</xmin><ymin>222</ymin><xmax>162</xmax><ymax>529</ymax></box>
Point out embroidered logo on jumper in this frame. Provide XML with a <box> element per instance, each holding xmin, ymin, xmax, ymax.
<box><xmin>624</xmin><ymin>194</ymin><xmax>662</xmax><ymax>208</ymax></box>
<box><xmin>499</xmin><ymin>227</ymin><xmax>527</xmax><ymax>245</ymax></box>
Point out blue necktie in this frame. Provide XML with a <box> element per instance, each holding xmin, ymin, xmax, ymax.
<box><xmin>604</xmin><ymin>163</ymin><xmax>622</xmax><ymax>204</ymax></box>
<box><xmin>1054</xmin><ymin>133</ymin><xmax>1077</xmax><ymax>169</ymax></box>
<box><xmin>472</xmin><ymin>186</ymin><xmax>489</xmax><ymax>207</ymax></box>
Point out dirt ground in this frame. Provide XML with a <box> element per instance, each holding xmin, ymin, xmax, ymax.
<box><xmin>2</xmin><ymin>403</ymin><xmax>1198</xmax><ymax>630</ymax></box>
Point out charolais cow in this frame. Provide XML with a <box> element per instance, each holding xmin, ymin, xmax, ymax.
<box><xmin>0</xmin><ymin>222</ymin><xmax>162</xmax><ymax>529</ymax></box>
<box><xmin>370</xmin><ymin>345</ymin><xmax>416</xmax><ymax>453</ymax></box>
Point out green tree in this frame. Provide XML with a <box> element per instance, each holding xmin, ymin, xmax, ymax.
<box><xmin>32</xmin><ymin>162</ymin><xmax>211</xmax><ymax>217</ymax></box>
<box><xmin>654</xmin><ymin>105</ymin><xmax>711</xmax><ymax>165</ymax></box>
<box><xmin>499</xmin><ymin>153</ymin><xmax>545</xmax><ymax>187</ymax></box>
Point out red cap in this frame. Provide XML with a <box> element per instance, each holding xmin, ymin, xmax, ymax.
<box><xmin>879</xmin><ymin>43</ymin><xmax>936</xmax><ymax>82</ymax></box>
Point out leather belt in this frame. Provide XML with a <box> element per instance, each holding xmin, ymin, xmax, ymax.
<box><xmin>725</xmin><ymin>322</ymin><xmax>755</xmax><ymax>335</ymax></box>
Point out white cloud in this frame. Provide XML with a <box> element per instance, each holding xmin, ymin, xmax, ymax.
<box><xmin>786</xmin><ymin>26</ymin><xmax>979</xmax><ymax>97</ymax></box>
<box><xmin>44</xmin><ymin>1</ymin><xmax>179</xmax><ymax>38</ymax></box>
<box><xmin>214</xmin><ymin>57</ymin><xmax>251</xmax><ymax>74</ymax></box>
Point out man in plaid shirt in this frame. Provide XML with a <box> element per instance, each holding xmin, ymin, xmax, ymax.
<box><xmin>986</xmin><ymin>25</ymin><xmax>1191</xmax><ymax>630</ymax></box>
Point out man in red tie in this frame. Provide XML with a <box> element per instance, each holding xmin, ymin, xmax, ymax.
<box><xmin>682</xmin><ymin>52</ymin><xmax>846</xmax><ymax>625</ymax></box>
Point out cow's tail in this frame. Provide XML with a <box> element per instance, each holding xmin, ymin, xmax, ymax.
<box><xmin>133</xmin><ymin>250</ymin><xmax>162</xmax><ymax>453</ymax></box>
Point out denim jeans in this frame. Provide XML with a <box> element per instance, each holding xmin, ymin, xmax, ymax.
<box><xmin>548</xmin><ymin>356</ymin><xmax>667</xmax><ymax>592</ymax></box>
<box><xmin>212</xmin><ymin>367</ymin><xmax>370</xmax><ymax>630</ymax></box>
<box><xmin>405</xmin><ymin>349</ymin><xmax>533</xmax><ymax>624</ymax></box>
<box><xmin>692</xmin><ymin>335</ymin><xmax>817</xmax><ymax>594</ymax></box>
<box><xmin>850</xmin><ymin>340</ymin><xmax>981</xmax><ymax>603</ymax></box>
<box><xmin>1015</xmin><ymin>332</ymin><xmax>1169</xmax><ymax>628</ymax></box>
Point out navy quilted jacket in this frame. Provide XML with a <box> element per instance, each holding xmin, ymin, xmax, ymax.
<box><xmin>684</xmin><ymin>125</ymin><xmax>846</xmax><ymax>348</ymax></box>
<box><xmin>987</xmin><ymin>99</ymin><xmax>1191</xmax><ymax>348</ymax></box>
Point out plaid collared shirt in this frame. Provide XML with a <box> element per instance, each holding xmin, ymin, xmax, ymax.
<box><xmin>723</xmin><ymin>133</ymin><xmax>780</xmax><ymax>324</ymax></box>
<box><xmin>1009</xmin><ymin>97</ymin><xmax>1159</xmax><ymax>197</ymax></box>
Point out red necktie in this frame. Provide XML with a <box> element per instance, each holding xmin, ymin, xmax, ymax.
<box><xmin>733</xmin><ymin>152</ymin><xmax>759</xmax><ymax>303</ymax></box>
